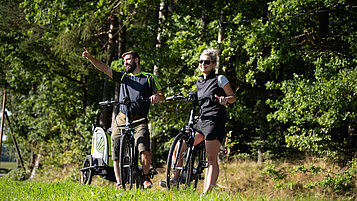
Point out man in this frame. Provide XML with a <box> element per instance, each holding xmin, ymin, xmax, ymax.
<box><xmin>82</xmin><ymin>48</ymin><xmax>165</xmax><ymax>188</ymax></box>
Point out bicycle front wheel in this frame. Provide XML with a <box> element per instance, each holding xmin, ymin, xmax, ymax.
<box><xmin>119</xmin><ymin>133</ymin><xmax>134</xmax><ymax>190</ymax></box>
<box><xmin>166</xmin><ymin>132</ymin><xmax>192</xmax><ymax>189</ymax></box>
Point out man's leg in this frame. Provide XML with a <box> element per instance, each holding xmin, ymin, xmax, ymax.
<box><xmin>133</xmin><ymin>120</ymin><xmax>153</xmax><ymax>188</ymax></box>
<box><xmin>141</xmin><ymin>150</ymin><xmax>151</xmax><ymax>175</ymax></box>
<box><xmin>113</xmin><ymin>160</ymin><xmax>121</xmax><ymax>186</ymax></box>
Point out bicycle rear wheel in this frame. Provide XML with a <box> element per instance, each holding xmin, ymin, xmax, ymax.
<box><xmin>119</xmin><ymin>133</ymin><xmax>134</xmax><ymax>190</ymax></box>
<box><xmin>80</xmin><ymin>155</ymin><xmax>93</xmax><ymax>185</ymax></box>
<box><xmin>166</xmin><ymin>132</ymin><xmax>192</xmax><ymax>189</ymax></box>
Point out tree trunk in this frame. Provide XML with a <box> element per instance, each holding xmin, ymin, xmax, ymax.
<box><xmin>99</xmin><ymin>14</ymin><xmax>119</xmax><ymax>129</ymax></box>
<box><xmin>111</xmin><ymin>11</ymin><xmax>127</xmax><ymax>129</ymax></box>
<box><xmin>216</xmin><ymin>9</ymin><xmax>225</xmax><ymax>74</ymax></box>
<box><xmin>30</xmin><ymin>153</ymin><xmax>42</xmax><ymax>179</ymax></box>
<box><xmin>199</xmin><ymin>0</ymin><xmax>209</xmax><ymax>43</ymax></box>
<box><xmin>0</xmin><ymin>88</ymin><xmax>6</xmax><ymax>161</ymax></box>
<box><xmin>82</xmin><ymin>75</ymin><xmax>87</xmax><ymax>109</ymax></box>
<box><xmin>151</xmin><ymin>0</ymin><xmax>166</xmax><ymax>167</ymax></box>
<box><xmin>257</xmin><ymin>0</ymin><xmax>270</xmax><ymax>165</ymax></box>
<box><xmin>153</xmin><ymin>0</ymin><xmax>165</xmax><ymax>77</ymax></box>
<box><xmin>5</xmin><ymin>112</ymin><xmax>25</xmax><ymax>170</ymax></box>
<box><xmin>257</xmin><ymin>92</ymin><xmax>268</xmax><ymax>164</ymax></box>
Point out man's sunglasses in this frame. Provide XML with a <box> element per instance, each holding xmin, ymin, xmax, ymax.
<box><xmin>198</xmin><ymin>59</ymin><xmax>213</xmax><ymax>65</ymax></box>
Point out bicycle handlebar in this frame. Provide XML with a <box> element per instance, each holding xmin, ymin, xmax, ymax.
<box><xmin>165</xmin><ymin>92</ymin><xmax>219</xmax><ymax>104</ymax></box>
<box><xmin>99</xmin><ymin>97</ymin><xmax>151</xmax><ymax>106</ymax></box>
<box><xmin>165</xmin><ymin>94</ymin><xmax>187</xmax><ymax>101</ymax></box>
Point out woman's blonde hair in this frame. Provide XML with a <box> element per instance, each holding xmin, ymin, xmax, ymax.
<box><xmin>201</xmin><ymin>48</ymin><xmax>218</xmax><ymax>62</ymax></box>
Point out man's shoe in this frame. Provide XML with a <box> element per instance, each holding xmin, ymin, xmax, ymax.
<box><xmin>143</xmin><ymin>178</ymin><xmax>153</xmax><ymax>189</ymax></box>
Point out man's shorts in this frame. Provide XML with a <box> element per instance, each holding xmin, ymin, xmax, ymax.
<box><xmin>111</xmin><ymin>113</ymin><xmax>151</xmax><ymax>161</ymax></box>
<box><xmin>195</xmin><ymin>116</ymin><xmax>226</xmax><ymax>144</ymax></box>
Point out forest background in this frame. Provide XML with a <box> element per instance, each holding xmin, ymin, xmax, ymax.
<box><xmin>0</xmin><ymin>0</ymin><xmax>356</xmax><ymax>197</ymax></box>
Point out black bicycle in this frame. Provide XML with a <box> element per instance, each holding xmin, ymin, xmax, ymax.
<box><xmin>165</xmin><ymin>92</ymin><xmax>208</xmax><ymax>190</ymax></box>
<box><xmin>114</xmin><ymin>97</ymin><xmax>157</xmax><ymax>190</ymax></box>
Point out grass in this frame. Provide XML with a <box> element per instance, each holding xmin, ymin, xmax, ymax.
<box><xmin>1</xmin><ymin>158</ymin><xmax>356</xmax><ymax>200</ymax></box>
<box><xmin>0</xmin><ymin>178</ymin><xmax>240</xmax><ymax>200</ymax></box>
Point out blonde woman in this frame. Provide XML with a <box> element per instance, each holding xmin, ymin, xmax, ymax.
<box><xmin>194</xmin><ymin>48</ymin><xmax>236</xmax><ymax>193</ymax></box>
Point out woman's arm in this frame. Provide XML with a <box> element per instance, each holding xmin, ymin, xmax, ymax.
<box><xmin>215</xmin><ymin>82</ymin><xmax>236</xmax><ymax>105</ymax></box>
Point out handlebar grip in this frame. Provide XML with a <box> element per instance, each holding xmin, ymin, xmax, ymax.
<box><xmin>165</xmin><ymin>95</ymin><xmax>186</xmax><ymax>101</ymax></box>
<box><xmin>99</xmin><ymin>101</ymin><xmax>109</xmax><ymax>106</ymax></box>
<box><xmin>99</xmin><ymin>100</ymin><xmax>117</xmax><ymax>106</ymax></box>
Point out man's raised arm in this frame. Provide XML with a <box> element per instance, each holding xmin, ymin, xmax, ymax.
<box><xmin>82</xmin><ymin>47</ymin><xmax>113</xmax><ymax>79</ymax></box>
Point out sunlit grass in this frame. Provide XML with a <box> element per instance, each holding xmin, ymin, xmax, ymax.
<box><xmin>0</xmin><ymin>178</ymin><xmax>241</xmax><ymax>201</ymax></box>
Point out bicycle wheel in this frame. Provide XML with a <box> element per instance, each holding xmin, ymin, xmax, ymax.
<box><xmin>80</xmin><ymin>155</ymin><xmax>93</xmax><ymax>185</ymax></box>
<box><xmin>166</xmin><ymin>132</ymin><xmax>191</xmax><ymax>189</ymax></box>
<box><xmin>119</xmin><ymin>133</ymin><xmax>134</xmax><ymax>190</ymax></box>
<box><xmin>134</xmin><ymin>146</ymin><xmax>143</xmax><ymax>189</ymax></box>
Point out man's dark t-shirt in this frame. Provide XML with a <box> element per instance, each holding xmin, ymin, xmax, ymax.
<box><xmin>112</xmin><ymin>70</ymin><xmax>162</xmax><ymax>118</ymax></box>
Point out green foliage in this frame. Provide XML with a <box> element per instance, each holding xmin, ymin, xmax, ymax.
<box><xmin>317</xmin><ymin>158</ymin><xmax>357</xmax><ymax>195</ymax></box>
<box><xmin>259</xmin><ymin>160</ymin><xmax>357</xmax><ymax>195</ymax></box>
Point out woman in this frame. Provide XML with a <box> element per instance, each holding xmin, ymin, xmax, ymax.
<box><xmin>162</xmin><ymin>48</ymin><xmax>236</xmax><ymax>193</ymax></box>
<box><xmin>194</xmin><ymin>48</ymin><xmax>236</xmax><ymax>194</ymax></box>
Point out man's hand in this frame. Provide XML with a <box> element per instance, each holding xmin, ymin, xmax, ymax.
<box><xmin>150</xmin><ymin>94</ymin><xmax>160</xmax><ymax>103</ymax></box>
<box><xmin>215</xmin><ymin>95</ymin><xmax>228</xmax><ymax>106</ymax></box>
<box><xmin>150</xmin><ymin>91</ymin><xmax>165</xmax><ymax>103</ymax></box>
<box><xmin>82</xmin><ymin>47</ymin><xmax>91</xmax><ymax>59</ymax></box>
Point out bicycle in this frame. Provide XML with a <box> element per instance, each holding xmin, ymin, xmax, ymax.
<box><xmin>164</xmin><ymin>92</ymin><xmax>208</xmax><ymax>190</ymax></box>
<box><xmin>116</xmin><ymin>96</ymin><xmax>158</xmax><ymax>190</ymax></box>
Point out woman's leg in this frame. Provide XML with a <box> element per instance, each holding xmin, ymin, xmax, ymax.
<box><xmin>171</xmin><ymin>132</ymin><xmax>204</xmax><ymax>181</ymax></box>
<box><xmin>203</xmin><ymin>139</ymin><xmax>221</xmax><ymax>193</ymax></box>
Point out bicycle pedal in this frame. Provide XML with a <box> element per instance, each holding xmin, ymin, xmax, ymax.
<box><xmin>149</xmin><ymin>168</ymin><xmax>158</xmax><ymax>176</ymax></box>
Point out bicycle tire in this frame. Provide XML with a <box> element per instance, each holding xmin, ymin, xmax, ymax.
<box><xmin>134</xmin><ymin>146</ymin><xmax>143</xmax><ymax>189</ymax></box>
<box><xmin>166</xmin><ymin>132</ymin><xmax>191</xmax><ymax>189</ymax></box>
<box><xmin>119</xmin><ymin>133</ymin><xmax>134</xmax><ymax>190</ymax></box>
<box><xmin>80</xmin><ymin>155</ymin><xmax>93</xmax><ymax>185</ymax></box>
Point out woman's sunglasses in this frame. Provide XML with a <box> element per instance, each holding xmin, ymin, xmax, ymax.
<box><xmin>198</xmin><ymin>59</ymin><xmax>213</xmax><ymax>65</ymax></box>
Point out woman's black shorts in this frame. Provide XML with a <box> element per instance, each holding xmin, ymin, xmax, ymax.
<box><xmin>195</xmin><ymin>116</ymin><xmax>226</xmax><ymax>143</ymax></box>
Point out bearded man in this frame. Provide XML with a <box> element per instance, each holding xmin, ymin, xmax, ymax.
<box><xmin>82</xmin><ymin>49</ymin><xmax>165</xmax><ymax>188</ymax></box>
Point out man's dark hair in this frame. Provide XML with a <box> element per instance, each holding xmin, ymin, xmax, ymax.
<box><xmin>122</xmin><ymin>51</ymin><xmax>140</xmax><ymax>61</ymax></box>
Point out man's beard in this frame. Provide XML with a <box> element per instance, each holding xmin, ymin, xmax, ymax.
<box><xmin>126</xmin><ymin>62</ymin><xmax>137</xmax><ymax>73</ymax></box>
